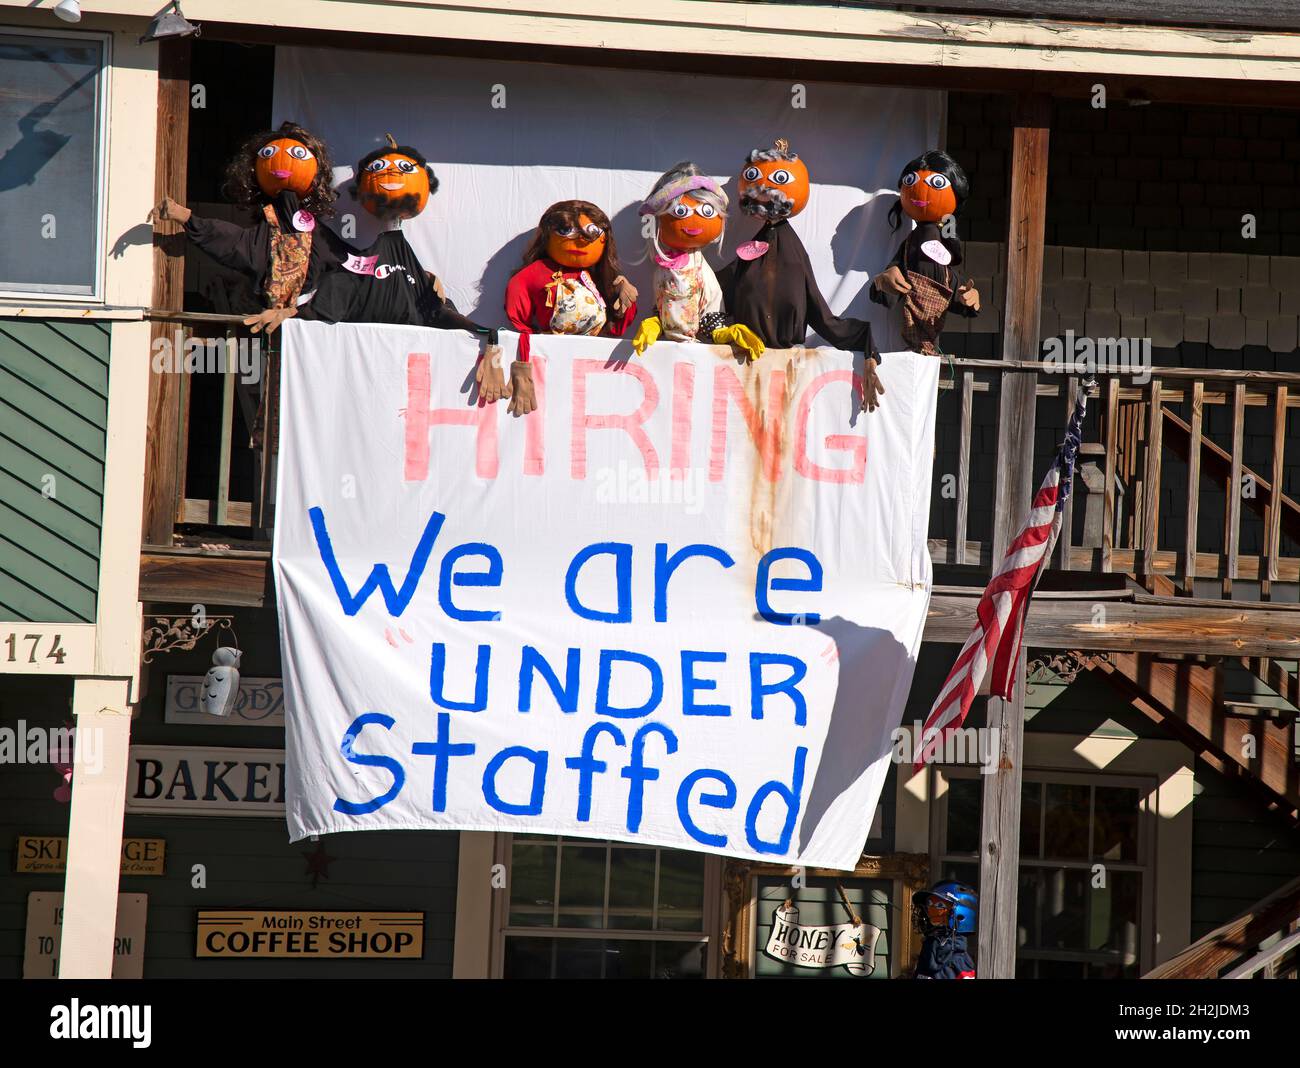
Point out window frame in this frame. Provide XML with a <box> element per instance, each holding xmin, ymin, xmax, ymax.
<box><xmin>930</xmin><ymin>764</ymin><xmax>1158</xmax><ymax>977</ymax></box>
<box><xmin>0</xmin><ymin>25</ymin><xmax>112</xmax><ymax>302</ymax></box>
<box><xmin>489</xmin><ymin>833</ymin><xmax>724</xmax><ymax>979</ymax></box>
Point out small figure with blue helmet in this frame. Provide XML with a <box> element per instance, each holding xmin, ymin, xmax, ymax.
<box><xmin>911</xmin><ymin>880</ymin><xmax>978</xmax><ymax>979</ymax></box>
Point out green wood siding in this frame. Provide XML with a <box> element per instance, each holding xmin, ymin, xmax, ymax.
<box><xmin>0</xmin><ymin>319</ymin><xmax>109</xmax><ymax>623</ymax></box>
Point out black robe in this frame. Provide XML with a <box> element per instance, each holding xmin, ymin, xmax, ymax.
<box><xmin>717</xmin><ymin>218</ymin><xmax>876</xmax><ymax>356</ymax></box>
<box><xmin>302</xmin><ymin>229</ymin><xmax>496</xmax><ymax>343</ymax></box>
<box><xmin>869</xmin><ymin>221</ymin><xmax>978</xmax><ymax>319</ymax></box>
<box><xmin>183</xmin><ymin>191</ymin><xmax>356</xmax><ymax>307</ymax></box>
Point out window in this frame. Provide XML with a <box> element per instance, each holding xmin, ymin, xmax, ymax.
<box><xmin>933</xmin><ymin>769</ymin><xmax>1154</xmax><ymax>978</ymax></box>
<box><xmin>0</xmin><ymin>30</ymin><xmax>108</xmax><ymax>298</ymax></box>
<box><xmin>496</xmin><ymin>835</ymin><xmax>719</xmax><ymax>978</ymax></box>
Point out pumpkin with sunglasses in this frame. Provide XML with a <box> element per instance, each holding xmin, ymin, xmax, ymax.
<box><xmin>505</xmin><ymin>200</ymin><xmax>638</xmax><ymax>365</ymax></box>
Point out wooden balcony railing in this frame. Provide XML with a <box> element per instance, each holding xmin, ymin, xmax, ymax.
<box><xmin>141</xmin><ymin>318</ymin><xmax>1300</xmax><ymax>612</ymax></box>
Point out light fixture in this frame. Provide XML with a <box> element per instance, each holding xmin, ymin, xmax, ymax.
<box><xmin>54</xmin><ymin>0</ymin><xmax>82</xmax><ymax>23</ymax></box>
<box><xmin>140</xmin><ymin>1</ymin><xmax>201</xmax><ymax>44</ymax></box>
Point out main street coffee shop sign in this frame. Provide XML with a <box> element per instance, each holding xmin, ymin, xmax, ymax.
<box><xmin>274</xmin><ymin>324</ymin><xmax>938</xmax><ymax>870</ymax></box>
<box><xmin>196</xmin><ymin>911</ymin><xmax>424</xmax><ymax>959</ymax></box>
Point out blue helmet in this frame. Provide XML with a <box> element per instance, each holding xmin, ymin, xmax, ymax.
<box><xmin>912</xmin><ymin>880</ymin><xmax>978</xmax><ymax>934</ymax></box>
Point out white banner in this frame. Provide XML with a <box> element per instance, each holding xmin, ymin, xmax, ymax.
<box><xmin>274</xmin><ymin>321</ymin><xmax>936</xmax><ymax>869</ymax></box>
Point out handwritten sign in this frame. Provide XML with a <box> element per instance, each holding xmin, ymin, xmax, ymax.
<box><xmin>274</xmin><ymin>324</ymin><xmax>937</xmax><ymax>869</ymax></box>
<box><xmin>196</xmin><ymin>911</ymin><xmax>423</xmax><ymax>958</ymax></box>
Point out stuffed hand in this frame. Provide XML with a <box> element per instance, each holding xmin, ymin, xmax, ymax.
<box><xmin>957</xmin><ymin>280</ymin><xmax>981</xmax><ymax>312</ymax></box>
<box><xmin>873</xmin><ymin>265</ymin><xmax>911</xmax><ymax>296</ymax></box>
<box><xmin>243</xmin><ymin>307</ymin><xmax>297</xmax><ymax>334</ymax></box>
<box><xmin>475</xmin><ymin>345</ymin><xmax>509</xmax><ymax>404</ymax></box>
<box><xmin>712</xmin><ymin>323</ymin><xmax>765</xmax><ymax>362</ymax></box>
<box><xmin>150</xmin><ymin>195</ymin><xmax>191</xmax><ymax>226</ymax></box>
<box><xmin>507</xmin><ymin>361</ymin><xmax>537</xmax><ymax>417</ymax></box>
<box><xmin>611</xmin><ymin>274</ymin><xmax>639</xmax><ymax>318</ymax></box>
<box><xmin>631</xmin><ymin>316</ymin><xmax>662</xmax><ymax>356</ymax></box>
<box><xmin>861</xmin><ymin>356</ymin><xmax>886</xmax><ymax>413</ymax></box>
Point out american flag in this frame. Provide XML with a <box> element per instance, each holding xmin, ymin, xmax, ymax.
<box><xmin>914</xmin><ymin>382</ymin><xmax>1090</xmax><ymax>770</ymax></box>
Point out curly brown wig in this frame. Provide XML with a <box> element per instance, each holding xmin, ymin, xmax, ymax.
<box><xmin>521</xmin><ymin>200</ymin><xmax>626</xmax><ymax>307</ymax></box>
<box><xmin>221</xmin><ymin>121</ymin><xmax>339</xmax><ymax>218</ymax></box>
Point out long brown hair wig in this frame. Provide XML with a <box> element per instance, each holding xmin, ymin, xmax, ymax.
<box><xmin>221</xmin><ymin>121</ymin><xmax>339</xmax><ymax>218</ymax></box>
<box><xmin>520</xmin><ymin>200</ymin><xmax>626</xmax><ymax>307</ymax></box>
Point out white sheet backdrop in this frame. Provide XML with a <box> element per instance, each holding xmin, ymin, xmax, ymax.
<box><xmin>273</xmin><ymin>47</ymin><xmax>943</xmax><ymax>350</ymax></box>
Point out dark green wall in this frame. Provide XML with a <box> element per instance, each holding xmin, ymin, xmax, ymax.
<box><xmin>0</xmin><ymin>319</ymin><xmax>109</xmax><ymax>623</ymax></box>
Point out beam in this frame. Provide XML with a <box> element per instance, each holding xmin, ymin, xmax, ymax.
<box><xmin>139</xmin><ymin>548</ymin><xmax>268</xmax><ymax>608</ymax></box>
<box><xmin>977</xmin><ymin>92</ymin><xmax>1050</xmax><ymax>979</ymax></box>
<box><xmin>141</xmin><ymin>38</ymin><xmax>192</xmax><ymax>546</ymax></box>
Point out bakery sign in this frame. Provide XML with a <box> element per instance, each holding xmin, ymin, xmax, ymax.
<box><xmin>196</xmin><ymin>911</ymin><xmax>424</xmax><ymax>959</ymax></box>
<box><xmin>762</xmin><ymin>902</ymin><xmax>881</xmax><ymax>975</ymax></box>
<box><xmin>126</xmin><ymin>746</ymin><xmax>285</xmax><ymax>816</ymax></box>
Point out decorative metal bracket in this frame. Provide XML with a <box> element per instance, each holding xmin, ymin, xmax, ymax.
<box><xmin>1027</xmin><ymin>649</ymin><xmax>1110</xmax><ymax>686</ymax></box>
<box><xmin>142</xmin><ymin>614</ymin><xmax>234</xmax><ymax>663</ymax></box>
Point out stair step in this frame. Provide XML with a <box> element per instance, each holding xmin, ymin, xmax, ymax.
<box><xmin>1222</xmin><ymin>700</ymin><xmax>1300</xmax><ymax>722</ymax></box>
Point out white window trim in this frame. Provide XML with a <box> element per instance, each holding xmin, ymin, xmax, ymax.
<box><xmin>486</xmin><ymin>832</ymin><xmax>723</xmax><ymax>978</ymax></box>
<box><xmin>902</xmin><ymin>730</ymin><xmax>1194</xmax><ymax>973</ymax></box>
<box><xmin>0</xmin><ymin>25</ymin><xmax>112</xmax><ymax>303</ymax></box>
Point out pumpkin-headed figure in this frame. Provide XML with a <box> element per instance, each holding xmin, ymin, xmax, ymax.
<box><xmin>149</xmin><ymin>121</ymin><xmax>358</xmax><ymax>334</ymax></box>
<box><xmin>717</xmin><ymin>139</ymin><xmax>883</xmax><ymax>409</ymax></box>
<box><xmin>505</xmin><ymin>200</ymin><xmax>639</xmax><ymax>366</ymax></box>
<box><xmin>354</xmin><ymin>139</ymin><xmax>435</xmax><ymax>222</ymax></box>
<box><xmin>630</xmin><ymin>161</ymin><xmax>763</xmax><ymax>360</ymax></box>
<box><xmin>870</xmin><ymin>150</ymin><xmax>980</xmax><ymax>356</ymax></box>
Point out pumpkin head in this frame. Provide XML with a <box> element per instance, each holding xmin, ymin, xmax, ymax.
<box><xmin>890</xmin><ymin>150</ymin><xmax>970</xmax><ymax>231</ymax></box>
<box><xmin>254</xmin><ymin>137</ymin><xmax>318</xmax><ymax>199</ymax></box>
<box><xmin>658</xmin><ymin>193</ymin><xmax>724</xmax><ymax>252</ymax></box>
<box><xmin>546</xmin><ymin>212</ymin><xmax>608</xmax><ymax>269</ymax></box>
<box><xmin>900</xmin><ymin>169</ymin><xmax>957</xmax><ymax>225</ymax></box>
<box><xmin>353</xmin><ymin>137</ymin><xmax>438</xmax><ymax>221</ymax></box>
<box><xmin>738</xmin><ymin>140</ymin><xmax>810</xmax><ymax>221</ymax></box>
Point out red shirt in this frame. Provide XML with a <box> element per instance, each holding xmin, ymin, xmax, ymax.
<box><xmin>504</xmin><ymin>257</ymin><xmax>636</xmax><ymax>360</ymax></box>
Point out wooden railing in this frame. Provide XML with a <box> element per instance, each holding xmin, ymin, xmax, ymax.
<box><xmin>929</xmin><ymin>359</ymin><xmax>1300</xmax><ymax>601</ymax></box>
<box><xmin>142</xmin><ymin>323</ymin><xmax>1300</xmax><ymax>609</ymax></box>
<box><xmin>145</xmin><ymin>311</ymin><xmax>278</xmax><ymax>544</ymax></box>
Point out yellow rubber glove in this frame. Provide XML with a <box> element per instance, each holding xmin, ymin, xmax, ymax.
<box><xmin>712</xmin><ymin>322</ymin><xmax>765</xmax><ymax>361</ymax></box>
<box><xmin>631</xmin><ymin>316</ymin><xmax>662</xmax><ymax>356</ymax></box>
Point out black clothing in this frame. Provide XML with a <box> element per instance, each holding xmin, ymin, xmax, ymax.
<box><xmin>869</xmin><ymin>221</ymin><xmax>977</xmax><ymax>319</ymax></box>
<box><xmin>913</xmin><ymin>931</ymin><xmax>976</xmax><ymax>979</ymax></box>
<box><xmin>717</xmin><ymin>219</ymin><xmax>877</xmax><ymax>356</ymax></box>
<box><xmin>303</xmin><ymin>229</ymin><xmax>496</xmax><ymax>343</ymax></box>
<box><xmin>183</xmin><ymin>191</ymin><xmax>356</xmax><ymax>307</ymax></box>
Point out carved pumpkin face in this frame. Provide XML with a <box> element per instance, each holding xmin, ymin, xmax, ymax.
<box><xmin>254</xmin><ymin>138</ymin><xmax>318</xmax><ymax>199</ymax></box>
<box><xmin>738</xmin><ymin>156</ymin><xmax>810</xmax><ymax>220</ymax></box>
<box><xmin>546</xmin><ymin>213</ymin><xmax>607</xmax><ymax>268</ymax></box>
<box><xmin>357</xmin><ymin>152</ymin><xmax>431</xmax><ymax>221</ymax></box>
<box><xmin>900</xmin><ymin>168</ymin><xmax>957</xmax><ymax>225</ymax></box>
<box><xmin>658</xmin><ymin>193</ymin><xmax>723</xmax><ymax>252</ymax></box>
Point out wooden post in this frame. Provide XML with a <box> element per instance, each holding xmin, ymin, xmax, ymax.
<box><xmin>978</xmin><ymin>93</ymin><xmax>1049</xmax><ymax>979</ymax></box>
<box><xmin>141</xmin><ymin>38</ymin><xmax>192</xmax><ymax>546</ymax></box>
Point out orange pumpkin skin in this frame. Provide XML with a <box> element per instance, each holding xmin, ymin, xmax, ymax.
<box><xmin>357</xmin><ymin>152</ymin><xmax>431</xmax><ymax>221</ymax></box>
<box><xmin>738</xmin><ymin>157</ymin><xmax>810</xmax><ymax>219</ymax></box>
<box><xmin>254</xmin><ymin>138</ymin><xmax>318</xmax><ymax>198</ymax></box>
<box><xmin>658</xmin><ymin>193</ymin><xmax>724</xmax><ymax>252</ymax></box>
<box><xmin>900</xmin><ymin>168</ymin><xmax>958</xmax><ymax>225</ymax></box>
<box><xmin>546</xmin><ymin>214</ymin><xmax>607</xmax><ymax>268</ymax></box>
